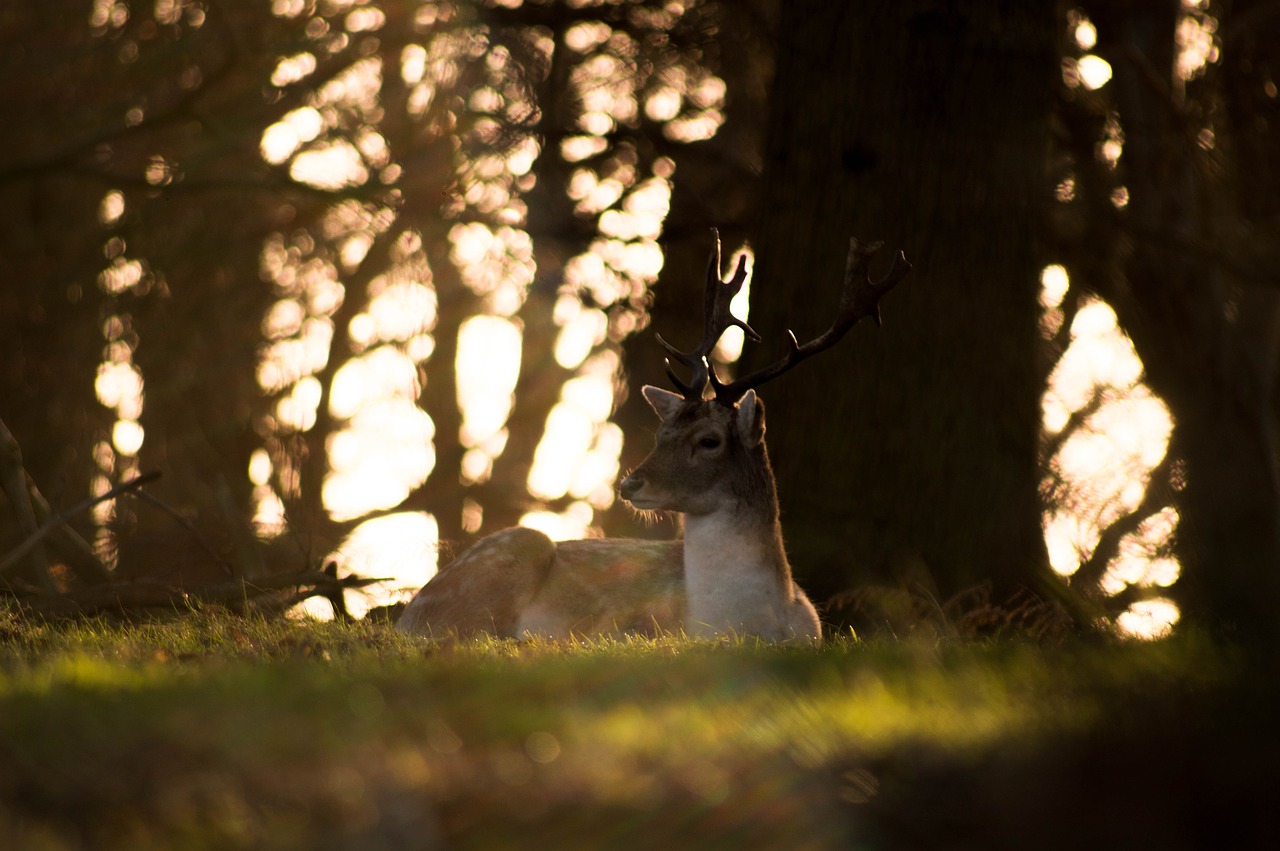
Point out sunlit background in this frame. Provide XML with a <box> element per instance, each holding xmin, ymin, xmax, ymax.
<box><xmin>79</xmin><ymin>0</ymin><xmax>1225</xmax><ymax>638</ymax></box>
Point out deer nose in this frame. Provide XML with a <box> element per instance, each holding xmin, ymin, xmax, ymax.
<box><xmin>618</xmin><ymin>474</ymin><xmax>643</xmax><ymax>499</ymax></box>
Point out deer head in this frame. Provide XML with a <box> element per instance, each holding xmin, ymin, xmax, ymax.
<box><xmin>619</xmin><ymin>230</ymin><xmax>911</xmax><ymax>516</ymax></box>
<box><xmin>619</xmin><ymin>384</ymin><xmax>769</xmax><ymax>517</ymax></box>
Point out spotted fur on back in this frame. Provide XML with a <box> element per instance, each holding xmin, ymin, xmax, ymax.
<box><xmin>396</xmin><ymin>529</ymin><xmax>686</xmax><ymax>639</ymax></box>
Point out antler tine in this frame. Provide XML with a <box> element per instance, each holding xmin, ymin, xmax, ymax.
<box><xmin>712</xmin><ymin>236</ymin><xmax>911</xmax><ymax>405</ymax></box>
<box><xmin>657</xmin><ymin>228</ymin><xmax>760</xmax><ymax>400</ymax></box>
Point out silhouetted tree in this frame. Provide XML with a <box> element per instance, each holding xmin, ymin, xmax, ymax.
<box><xmin>744</xmin><ymin>1</ymin><xmax>1060</xmax><ymax>624</ymax></box>
<box><xmin>1062</xmin><ymin>0</ymin><xmax>1280</xmax><ymax>641</ymax></box>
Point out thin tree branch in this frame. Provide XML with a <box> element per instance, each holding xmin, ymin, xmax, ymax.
<box><xmin>1071</xmin><ymin>453</ymin><xmax>1176</xmax><ymax>594</ymax></box>
<box><xmin>1040</xmin><ymin>384</ymin><xmax>1108</xmax><ymax>462</ymax></box>
<box><xmin>133</xmin><ymin>489</ymin><xmax>236</xmax><ymax>578</ymax></box>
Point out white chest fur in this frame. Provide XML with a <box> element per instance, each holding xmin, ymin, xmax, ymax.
<box><xmin>681</xmin><ymin>511</ymin><xmax>794</xmax><ymax>638</ymax></box>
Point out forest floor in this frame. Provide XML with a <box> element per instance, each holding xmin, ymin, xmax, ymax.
<box><xmin>0</xmin><ymin>612</ymin><xmax>1273</xmax><ymax>850</ymax></box>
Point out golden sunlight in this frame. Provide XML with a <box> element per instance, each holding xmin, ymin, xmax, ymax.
<box><xmin>98</xmin><ymin>189</ymin><xmax>125</xmax><ymax>225</ymax></box>
<box><xmin>520</xmin><ymin>501</ymin><xmax>595</xmax><ymax>542</ymax></box>
<box><xmin>324</xmin><ymin>400</ymin><xmax>436</xmax><ymax>521</ymax></box>
<box><xmin>1074</xmin><ymin>17</ymin><xmax>1097</xmax><ymax>50</ymax></box>
<box><xmin>450</xmin><ymin>224</ymin><xmax>535</xmax><ymax>315</ymax></box>
<box><xmin>456</xmin><ymin>315</ymin><xmax>523</xmax><ymax>477</ymax></box>
<box><xmin>1076</xmin><ymin>55</ymin><xmax>1113</xmax><ymax>90</ymax></box>
<box><xmin>525</xmin><ymin>351</ymin><xmax>620</xmax><ymax>522</ymax></box>
<box><xmin>260</xmin><ymin>107</ymin><xmax>324</xmax><ymax>164</ymax></box>
<box><xmin>295</xmin><ymin>511</ymin><xmax>439</xmax><ymax>620</ymax></box>
<box><xmin>291</xmin><ymin>141</ymin><xmax>370</xmax><ymax>190</ymax></box>
<box><xmin>1176</xmin><ymin>5</ymin><xmax>1219</xmax><ymax>81</ymax></box>
<box><xmin>1039</xmin><ymin>269</ymin><xmax>1180</xmax><ymax>638</ymax></box>
<box><xmin>1116</xmin><ymin>598</ymin><xmax>1180</xmax><ymax>640</ymax></box>
<box><xmin>270</xmin><ymin>52</ymin><xmax>317</xmax><ymax>87</ymax></box>
<box><xmin>111</xmin><ymin>419</ymin><xmax>145</xmax><ymax>456</ymax></box>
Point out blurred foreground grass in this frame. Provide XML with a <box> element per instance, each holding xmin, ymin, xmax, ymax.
<box><xmin>0</xmin><ymin>612</ymin><xmax>1273</xmax><ymax>850</ymax></box>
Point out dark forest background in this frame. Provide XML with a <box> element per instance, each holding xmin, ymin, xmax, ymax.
<box><xmin>2</xmin><ymin>0</ymin><xmax>1278</xmax><ymax>643</ymax></box>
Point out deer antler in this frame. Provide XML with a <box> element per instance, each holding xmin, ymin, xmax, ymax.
<box><xmin>709</xmin><ymin>236</ymin><xmax>912</xmax><ymax>405</ymax></box>
<box><xmin>656</xmin><ymin>228</ymin><xmax>760</xmax><ymax>400</ymax></box>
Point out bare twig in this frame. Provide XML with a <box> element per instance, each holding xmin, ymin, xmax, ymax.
<box><xmin>1071</xmin><ymin>453</ymin><xmax>1177</xmax><ymax>594</ymax></box>
<box><xmin>1040</xmin><ymin>384</ymin><xmax>1109</xmax><ymax>462</ymax></box>
<box><xmin>133</xmin><ymin>489</ymin><xmax>237</xmax><ymax>578</ymax></box>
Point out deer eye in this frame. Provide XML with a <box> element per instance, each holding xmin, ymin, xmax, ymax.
<box><xmin>697</xmin><ymin>435</ymin><xmax>722</xmax><ymax>450</ymax></box>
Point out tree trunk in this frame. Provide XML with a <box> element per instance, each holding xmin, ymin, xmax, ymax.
<box><xmin>1083</xmin><ymin>0</ymin><xmax>1280</xmax><ymax>641</ymax></box>
<box><xmin>747</xmin><ymin>2</ymin><xmax>1058</xmax><ymax>617</ymax></box>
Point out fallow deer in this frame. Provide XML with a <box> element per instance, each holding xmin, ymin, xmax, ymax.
<box><xmin>396</xmin><ymin>232</ymin><xmax>910</xmax><ymax>642</ymax></box>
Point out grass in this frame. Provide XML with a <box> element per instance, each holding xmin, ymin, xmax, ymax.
<box><xmin>0</xmin><ymin>611</ymin><xmax>1271</xmax><ymax>850</ymax></box>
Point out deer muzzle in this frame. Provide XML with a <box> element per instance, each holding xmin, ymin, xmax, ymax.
<box><xmin>618</xmin><ymin>473</ymin><xmax>645</xmax><ymax>501</ymax></box>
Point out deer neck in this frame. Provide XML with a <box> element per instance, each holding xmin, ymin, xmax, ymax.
<box><xmin>682</xmin><ymin>508</ymin><xmax>786</xmax><ymax>578</ymax></box>
<box><xmin>679</xmin><ymin>452</ymin><xmax>792</xmax><ymax>631</ymax></box>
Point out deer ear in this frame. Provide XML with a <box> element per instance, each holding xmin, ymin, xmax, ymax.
<box><xmin>736</xmin><ymin>389</ymin><xmax>765</xmax><ymax>446</ymax></box>
<box><xmin>641</xmin><ymin>385</ymin><xmax>685</xmax><ymax>422</ymax></box>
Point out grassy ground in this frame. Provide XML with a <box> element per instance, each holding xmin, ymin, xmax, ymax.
<box><xmin>0</xmin><ymin>611</ymin><xmax>1273</xmax><ymax>850</ymax></box>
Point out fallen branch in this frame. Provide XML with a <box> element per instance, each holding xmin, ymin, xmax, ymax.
<box><xmin>1</xmin><ymin>569</ymin><xmax>391</xmax><ymax>621</ymax></box>
<box><xmin>0</xmin><ymin>416</ymin><xmax>55</xmax><ymax>591</ymax></box>
<box><xmin>0</xmin><ymin>471</ymin><xmax>162</xmax><ymax>578</ymax></box>
<box><xmin>26</xmin><ymin>479</ymin><xmax>112</xmax><ymax>584</ymax></box>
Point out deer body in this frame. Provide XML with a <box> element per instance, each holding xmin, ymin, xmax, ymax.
<box><xmin>395</xmin><ymin>233</ymin><xmax>909</xmax><ymax>644</ymax></box>
<box><xmin>395</xmin><ymin>387</ymin><xmax>820</xmax><ymax>641</ymax></box>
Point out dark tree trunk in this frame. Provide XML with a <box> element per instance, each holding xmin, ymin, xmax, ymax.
<box><xmin>1082</xmin><ymin>0</ymin><xmax>1280</xmax><ymax>641</ymax></box>
<box><xmin>746</xmin><ymin>2</ymin><xmax>1058</xmax><ymax>617</ymax></box>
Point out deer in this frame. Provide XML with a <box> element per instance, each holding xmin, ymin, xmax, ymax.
<box><xmin>395</xmin><ymin>231</ymin><xmax>910</xmax><ymax>642</ymax></box>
